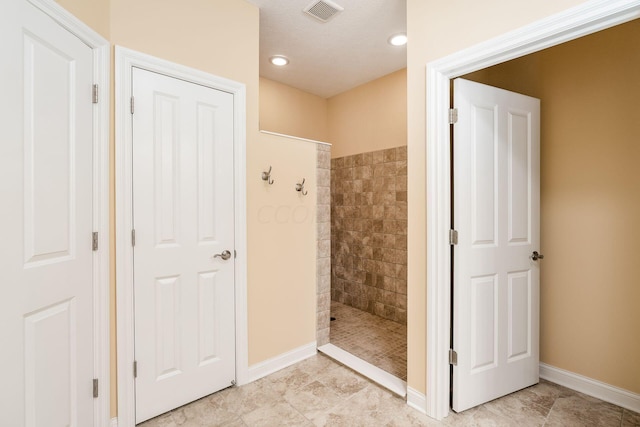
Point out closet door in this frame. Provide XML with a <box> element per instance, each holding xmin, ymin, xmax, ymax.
<box><xmin>0</xmin><ymin>1</ymin><xmax>95</xmax><ymax>425</ymax></box>
<box><xmin>131</xmin><ymin>68</ymin><xmax>236</xmax><ymax>423</ymax></box>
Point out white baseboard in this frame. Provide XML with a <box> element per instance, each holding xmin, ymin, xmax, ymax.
<box><xmin>110</xmin><ymin>417</ymin><xmax>118</xmax><ymax>427</ymax></box>
<box><xmin>540</xmin><ymin>363</ymin><xmax>640</xmax><ymax>413</ymax></box>
<box><xmin>318</xmin><ymin>343</ymin><xmax>407</xmax><ymax>397</ymax></box>
<box><xmin>246</xmin><ymin>342</ymin><xmax>317</xmax><ymax>383</ymax></box>
<box><xmin>407</xmin><ymin>386</ymin><xmax>427</xmax><ymax>414</ymax></box>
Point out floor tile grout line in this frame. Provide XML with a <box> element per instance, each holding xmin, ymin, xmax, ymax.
<box><xmin>139</xmin><ymin>354</ymin><xmax>637</xmax><ymax>427</ymax></box>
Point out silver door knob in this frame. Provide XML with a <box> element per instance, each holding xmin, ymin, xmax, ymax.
<box><xmin>531</xmin><ymin>251</ymin><xmax>544</xmax><ymax>261</ymax></box>
<box><xmin>213</xmin><ymin>250</ymin><xmax>232</xmax><ymax>261</ymax></box>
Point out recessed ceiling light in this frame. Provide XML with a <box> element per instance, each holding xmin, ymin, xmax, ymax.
<box><xmin>270</xmin><ymin>55</ymin><xmax>289</xmax><ymax>66</ymax></box>
<box><xmin>388</xmin><ymin>33</ymin><xmax>407</xmax><ymax>46</ymax></box>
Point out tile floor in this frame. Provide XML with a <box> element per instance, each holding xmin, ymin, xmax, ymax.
<box><xmin>329</xmin><ymin>301</ymin><xmax>407</xmax><ymax>381</ymax></box>
<box><xmin>138</xmin><ymin>354</ymin><xmax>639</xmax><ymax>427</ymax></box>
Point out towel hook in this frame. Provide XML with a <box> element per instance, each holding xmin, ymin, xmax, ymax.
<box><xmin>261</xmin><ymin>166</ymin><xmax>274</xmax><ymax>185</ymax></box>
<box><xmin>296</xmin><ymin>178</ymin><xmax>308</xmax><ymax>196</ymax></box>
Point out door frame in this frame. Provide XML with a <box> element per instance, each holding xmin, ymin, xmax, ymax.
<box><xmin>424</xmin><ymin>0</ymin><xmax>640</xmax><ymax>420</ymax></box>
<box><xmin>114</xmin><ymin>46</ymin><xmax>248</xmax><ymax>427</ymax></box>
<box><xmin>22</xmin><ymin>1</ymin><xmax>111</xmax><ymax>425</ymax></box>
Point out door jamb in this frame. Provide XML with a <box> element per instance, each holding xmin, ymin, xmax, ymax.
<box><xmin>115</xmin><ymin>46</ymin><xmax>248</xmax><ymax>427</ymax></box>
<box><xmin>425</xmin><ymin>0</ymin><xmax>640</xmax><ymax>420</ymax></box>
<box><xmin>25</xmin><ymin>1</ymin><xmax>111</xmax><ymax>425</ymax></box>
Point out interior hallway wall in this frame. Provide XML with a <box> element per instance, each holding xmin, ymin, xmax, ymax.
<box><xmin>258</xmin><ymin>68</ymin><xmax>407</xmax><ymax>157</ymax></box>
<box><xmin>259</xmin><ymin>77</ymin><xmax>328</xmax><ymax>142</ymax></box>
<box><xmin>328</xmin><ymin>69</ymin><xmax>407</xmax><ymax>158</ymax></box>
<box><xmin>462</xmin><ymin>19</ymin><xmax>640</xmax><ymax>394</ymax></box>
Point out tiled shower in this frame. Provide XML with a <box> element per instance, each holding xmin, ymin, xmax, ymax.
<box><xmin>328</xmin><ymin>145</ymin><xmax>408</xmax><ymax>380</ymax></box>
<box><xmin>330</xmin><ymin>146</ymin><xmax>408</xmax><ymax>324</ymax></box>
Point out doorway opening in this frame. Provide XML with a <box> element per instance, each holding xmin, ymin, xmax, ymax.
<box><xmin>448</xmin><ymin>17</ymin><xmax>640</xmax><ymax>414</ymax></box>
<box><xmin>321</xmin><ymin>145</ymin><xmax>408</xmax><ymax>394</ymax></box>
<box><xmin>258</xmin><ymin>68</ymin><xmax>409</xmax><ymax>394</ymax></box>
<box><xmin>426</xmin><ymin>2</ymin><xmax>640</xmax><ymax>419</ymax></box>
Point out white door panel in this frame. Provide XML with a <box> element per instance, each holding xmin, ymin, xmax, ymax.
<box><xmin>0</xmin><ymin>1</ymin><xmax>95</xmax><ymax>425</ymax></box>
<box><xmin>453</xmin><ymin>78</ymin><xmax>540</xmax><ymax>412</ymax></box>
<box><xmin>132</xmin><ymin>68</ymin><xmax>236</xmax><ymax>423</ymax></box>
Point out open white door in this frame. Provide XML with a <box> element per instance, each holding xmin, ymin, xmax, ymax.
<box><xmin>0</xmin><ymin>1</ymin><xmax>95</xmax><ymax>425</ymax></box>
<box><xmin>132</xmin><ymin>68</ymin><xmax>236</xmax><ymax>423</ymax></box>
<box><xmin>452</xmin><ymin>78</ymin><xmax>541</xmax><ymax>412</ymax></box>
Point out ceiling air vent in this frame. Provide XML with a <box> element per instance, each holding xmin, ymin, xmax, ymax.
<box><xmin>303</xmin><ymin>0</ymin><xmax>344</xmax><ymax>23</ymax></box>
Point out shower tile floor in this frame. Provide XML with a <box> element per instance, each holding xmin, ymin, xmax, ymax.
<box><xmin>329</xmin><ymin>301</ymin><xmax>407</xmax><ymax>381</ymax></box>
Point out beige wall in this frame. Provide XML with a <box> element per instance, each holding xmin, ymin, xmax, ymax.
<box><xmin>407</xmin><ymin>0</ymin><xmax>600</xmax><ymax>395</ymax></box>
<box><xmin>462</xmin><ymin>19</ymin><xmax>640</xmax><ymax>393</ymax></box>
<box><xmin>247</xmin><ymin>132</ymin><xmax>318</xmax><ymax>362</ymax></box>
<box><xmin>328</xmin><ymin>69</ymin><xmax>407</xmax><ymax>158</ymax></box>
<box><xmin>56</xmin><ymin>0</ymin><xmax>318</xmax><ymax>417</ymax></box>
<box><xmin>259</xmin><ymin>77</ymin><xmax>328</xmax><ymax>142</ymax></box>
<box><xmin>260</xmin><ymin>69</ymin><xmax>407</xmax><ymax>158</ymax></box>
<box><xmin>55</xmin><ymin>0</ymin><xmax>110</xmax><ymax>38</ymax></box>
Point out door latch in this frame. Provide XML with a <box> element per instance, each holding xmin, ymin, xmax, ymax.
<box><xmin>213</xmin><ymin>250</ymin><xmax>232</xmax><ymax>261</ymax></box>
<box><xmin>530</xmin><ymin>251</ymin><xmax>544</xmax><ymax>261</ymax></box>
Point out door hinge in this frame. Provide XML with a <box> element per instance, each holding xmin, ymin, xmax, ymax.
<box><xmin>234</xmin><ymin>249</ymin><xmax>237</xmax><ymax>259</ymax></box>
<box><xmin>133</xmin><ymin>361</ymin><xmax>138</xmax><ymax>378</ymax></box>
<box><xmin>92</xmin><ymin>232</ymin><xmax>99</xmax><ymax>251</ymax></box>
<box><xmin>449</xmin><ymin>108</ymin><xmax>458</xmax><ymax>124</ymax></box>
<box><xmin>449</xmin><ymin>229</ymin><xmax>458</xmax><ymax>245</ymax></box>
<box><xmin>449</xmin><ymin>349</ymin><xmax>458</xmax><ymax>366</ymax></box>
<box><xmin>131</xmin><ymin>229</ymin><xmax>136</xmax><ymax>247</ymax></box>
<box><xmin>92</xmin><ymin>84</ymin><xmax>99</xmax><ymax>104</ymax></box>
<box><xmin>130</xmin><ymin>96</ymin><xmax>135</xmax><ymax>114</ymax></box>
<box><xmin>92</xmin><ymin>378</ymin><xmax>99</xmax><ymax>398</ymax></box>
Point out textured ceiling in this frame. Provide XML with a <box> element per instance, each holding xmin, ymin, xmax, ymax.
<box><xmin>247</xmin><ymin>0</ymin><xmax>407</xmax><ymax>98</ymax></box>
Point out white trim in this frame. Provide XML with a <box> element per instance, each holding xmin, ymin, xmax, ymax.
<box><xmin>318</xmin><ymin>344</ymin><xmax>407</xmax><ymax>397</ymax></box>
<box><xmin>425</xmin><ymin>0</ymin><xmax>640</xmax><ymax>420</ymax></box>
<box><xmin>115</xmin><ymin>46</ymin><xmax>248</xmax><ymax>427</ymax></box>
<box><xmin>110</xmin><ymin>417</ymin><xmax>118</xmax><ymax>427</ymax></box>
<box><xmin>247</xmin><ymin>343</ymin><xmax>317</xmax><ymax>383</ymax></box>
<box><xmin>27</xmin><ymin>0</ymin><xmax>108</xmax><ymax>48</ymax></box>
<box><xmin>259</xmin><ymin>130</ymin><xmax>332</xmax><ymax>146</ymax></box>
<box><xmin>540</xmin><ymin>363</ymin><xmax>640</xmax><ymax>413</ymax></box>
<box><xmin>25</xmin><ymin>1</ymin><xmax>111</xmax><ymax>426</ymax></box>
<box><xmin>407</xmin><ymin>387</ymin><xmax>427</xmax><ymax>415</ymax></box>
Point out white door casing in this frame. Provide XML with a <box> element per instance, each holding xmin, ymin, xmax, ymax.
<box><xmin>132</xmin><ymin>68</ymin><xmax>237</xmax><ymax>423</ymax></box>
<box><xmin>116</xmin><ymin>47</ymin><xmax>248</xmax><ymax>427</ymax></box>
<box><xmin>0</xmin><ymin>0</ymin><xmax>110</xmax><ymax>425</ymax></box>
<box><xmin>452</xmin><ymin>79</ymin><xmax>540</xmax><ymax>412</ymax></box>
<box><xmin>419</xmin><ymin>0</ymin><xmax>637</xmax><ymax>420</ymax></box>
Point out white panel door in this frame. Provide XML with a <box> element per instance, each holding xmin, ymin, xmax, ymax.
<box><xmin>452</xmin><ymin>78</ymin><xmax>541</xmax><ymax>412</ymax></box>
<box><xmin>0</xmin><ymin>1</ymin><xmax>95</xmax><ymax>426</ymax></box>
<box><xmin>132</xmin><ymin>68</ymin><xmax>236</xmax><ymax>423</ymax></box>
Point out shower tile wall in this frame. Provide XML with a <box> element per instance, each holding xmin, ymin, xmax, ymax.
<box><xmin>316</xmin><ymin>143</ymin><xmax>332</xmax><ymax>346</ymax></box>
<box><xmin>330</xmin><ymin>146</ymin><xmax>407</xmax><ymax>325</ymax></box>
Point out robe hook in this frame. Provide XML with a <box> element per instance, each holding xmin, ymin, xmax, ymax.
<box><xmin>261</xmin><ymin>166</ymin><xmax>274</xmax><ymax>185</ymax></box>
<box><xmin>296</xmin><ymin>178</ymin><xmax>308</xmax><ymax>196</ymax></box>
